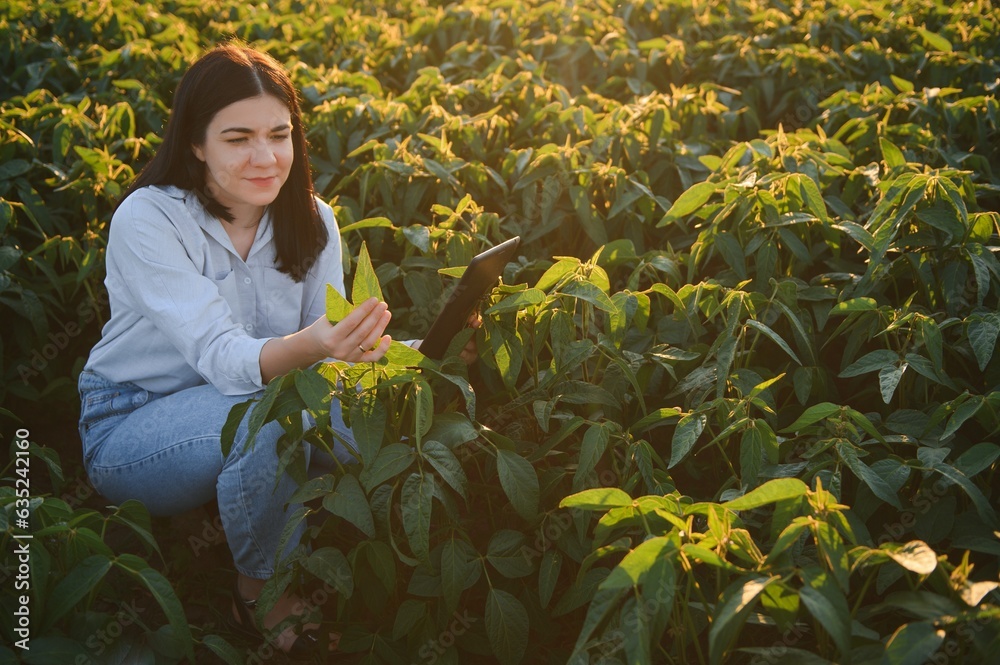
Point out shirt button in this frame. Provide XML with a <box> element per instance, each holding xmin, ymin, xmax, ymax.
<box><xmin>246</xmin><ymin>324</ymin><xmax>254</xmax><ymax>331</ymax></box>
<box><xmin>244</xmin><ymin>277</ymin><xmax>252</xmax><ymax>284</ymax></box>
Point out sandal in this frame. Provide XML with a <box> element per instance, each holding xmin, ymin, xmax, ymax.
<box><xmin>228</xmin><ymin>577</ymin><xmax>325</xmax><ymax>662</ymax></box>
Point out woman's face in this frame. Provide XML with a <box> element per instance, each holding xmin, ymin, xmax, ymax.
<box><xmin>191</xmin><ymin>94</ymin><xmax>294</xmax><ymax>221</ymax></box>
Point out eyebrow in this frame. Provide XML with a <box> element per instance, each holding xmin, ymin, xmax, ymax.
<box><xmin>220</xmin><ymin>124</ymin><xmax>292</xmax><ymax>134</ymax></box>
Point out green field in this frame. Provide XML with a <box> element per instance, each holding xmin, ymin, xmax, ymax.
<box><xmin>2</xmin><ymin>0</ymin><xmax>1000</xmax><ymax>663</ymax></box>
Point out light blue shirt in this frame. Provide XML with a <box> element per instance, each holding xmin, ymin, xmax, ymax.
<box><xmin>84</xmin><ymin>185</ymin><xmax>346</xmax><ymax>396</ymax></box>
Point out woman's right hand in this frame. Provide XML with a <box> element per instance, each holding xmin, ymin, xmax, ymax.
<box><xmin>306</xmin><ymin>297</ymin><xmax>392</xmax><ymax>362</ymax></box>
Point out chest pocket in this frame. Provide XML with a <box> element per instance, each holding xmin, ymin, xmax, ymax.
<box><xmin>263</xmin><ymin>267</ymin><xmax>305</xmax><ymax>336</ymax></box>
<box><xmin>212</xmin><ymin>270</ymin><xmax>243</xmax><ymax>322</ymax></box>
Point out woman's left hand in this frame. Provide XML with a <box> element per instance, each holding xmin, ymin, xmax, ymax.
<box><xmin>458</xmin><ymin>313</ymin><xmax>483</xmax><ymax>365</ymax></box>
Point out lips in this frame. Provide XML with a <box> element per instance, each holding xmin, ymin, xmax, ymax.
<box><xmin>246</xmin><ymin>176</ymin><xmax>278</xmax><ymax>187</ymax></box>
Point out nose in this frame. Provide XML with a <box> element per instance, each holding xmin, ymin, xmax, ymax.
<box><xmin>249</xmin><ymin>139</ymin><xmax>277</xmax><ymax>166</ymax></box>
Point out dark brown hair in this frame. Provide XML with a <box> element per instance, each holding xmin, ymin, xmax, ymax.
<box><xmin>121</xmin><ymin>41</ymin><xmax>325</xmax><ymax>281</ymax></box>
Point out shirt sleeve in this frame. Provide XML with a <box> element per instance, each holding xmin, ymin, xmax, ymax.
<box><xmin>107</xmin><ymin>195</ymin><xmax>269</xmax><ymax>395</ymax></box>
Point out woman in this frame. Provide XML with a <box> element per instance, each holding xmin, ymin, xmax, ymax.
<box><xmin>77</xmin><ymin>42</ymin><xmax>394</xmax><ymax>659</ymax></box>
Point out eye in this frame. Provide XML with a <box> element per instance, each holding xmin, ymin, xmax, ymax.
<box><xmin>226</xmin><ymin>137</ymin><xmax>248</xmax><ymax>144</ymax></box>
<box><xmin>271</xmin><ymin>133</ymin><xmax>290</xmax><ymax>141</ymax></box>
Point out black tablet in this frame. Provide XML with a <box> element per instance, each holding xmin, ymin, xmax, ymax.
<box><xmin>419</xmin><ymin>236</ymin><xmax>521</xmax><ymax>360</ymax></box>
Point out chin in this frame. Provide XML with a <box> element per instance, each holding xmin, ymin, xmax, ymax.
<box><xmin>243</xmin><ymin>189</ymin><xmax>281</xmax><ymax>206</ymax></box>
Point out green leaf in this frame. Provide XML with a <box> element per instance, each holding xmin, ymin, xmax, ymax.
<box><xmin>486</xmin><ymin>530</ymin><xmax>533</xmax><ymax>578</ymax></box>
<box><xmin>387</xmin><ymin>339</ymin><xmax>437</xmax><ymax>367</ymax></box>
<box><xmin>600</xmin><ymin>537</ymin><xmax>675</xmax><ymax>590</ymax></box>
<box><xmin>880</xmin><ymin>137</ymin><xmax>906</xmax><ymax>169</ymax></box>
<box><xmin>878</xmin><ymin>362</ymin><xmax>907</xmax><ymax>403</ymax></box>
<box><xmin>658</xmin><ymin>181</ymin><xmax>718</xmax><ymax>226</ymax></box>
<box><xmin>351</xmin><ymin>393</ymin><xmax>386</xmax><ymax>466</ymax></box>
<box><xmin>220</xmin><ymin>399</ymin><xmax>254</xmax><ymax>458</ymax></box>
<box><xmin>759</xmin><ymin>581</ymin><xmax>801</xmax><ymax>632</ymax></box>
<box><xmin>412</xmin><ymin>380</ymin><xmax>433</xmax><ymax>445</ymax></box>
<box><xmin>115</xmin><ymin>560</ymin><xmax>195</xmax><ymax>662</ymax></box>
<box><xmin>294</xmin><ymin>368</ymin><xmax>332</xmax><ymax>417</ymax></box>
<box><xmin>799</xmin><ymin>572</ymin><xmax>851</xmax><ymax>659</ymax></box>
<box><xmin>392</xmin><ymin>599</ymin><xmax>427</xmax><ymax>641</ymax></box>
<box><xmin>401</xmin><ymin>472</ymin><xmax>434</xmax><ymax>562</ymax></box>
<box><xmin>322</xmin><ymin>474</ymin><xmax>375</xmax><ymax>537</ymax></box>
<box><xmin>788</xmin><ymin>173</ymin><xmax>829</xmax><ymax>223</ymax></box>
<box><xmin>723</xmin><ymin>479</ymin><xmax>809</xmax><ymax>511</ymax></box>
<box><xmin>955</xmin><ymin>442</ymin><xmax>1000</xmax><ymax>478</ymax></box>
<box><xmin>571</xmin><ymin>586</ymin><xmax>627</xmax><ymax>656</ymax></box>
<box><xmin>746</xmin><ymin>319</ymin><xmax>802</xmax><ymax>365</ymax></box>
<box><xmin>882</xmin><ymin>541</ymin><xmax>938</xmax><ymax>575</ymax></box>
<box><xmin>829</xmin><ymin>297</ymin><xmax>878</xmax><ymax>315</ymax></box>
<box><xmin>708</xmin><ymin>576</ymin><xmax>778</xmax><ymax>665</ymax></box>
<box><xmin>915</xmin><ymin>27</ymin><xmax>952</xmax><ymax>52</ymax></box>
<box><xmin>338</xmin><ymin>216</ymin><xmax>395</xmax><ymax>233</ymax></box>
<box><xmin>630</xmin><ymin>407</ymin><xmax>683</xmax><ymax>434</ymax></box>
<box><xmin>496</xmin><ymin>449</ymin><xmax>539</xmax><ymax>520</ymax></box>
<box><xmin>943</xmin><ymin>396</ymin><xmax>984</xmax><ymax>440</ymax></box>
<box><xmin>359</xmin><ymin>443</ymin><xmax>415</xmax><ymax>492</ymax></box>
<box><xmin>782</xmin><ymin>402</ymin><xmax>842</xmax><ymax>432</ymax></box>
<box><xmin>538</xmin><ymin>550</ymin><xmax>562</xmax><ymax>608</ymax></box>
<box><xmin>560</xmin><ymin>487</ymin><xmax>633</xmax><ymax>510</ymax></box>
<box><xmin>440</xmin><ymin>536</ymin><xmax>480</xmax><ymax>611</ymax></box>
<box><xmin>814</xmin><ymin>521</ymin><xmax>850</xmax><ymax>591</ymax></box>
<box><xmin>352</xmin><ymin>241</ymin><xmax>383</xmax><ymax>304</ymax></box>
<box><xmin>846</xmin><ymin>408</ymin><xmax>886</xmax><ymax>444</ymax></box>
<box><xmin>485</xmin><ymin>588</ymin><xmax>529</xmax><ymax>665</ymax></box>
<box><xmin>840</xmin><ymin>349</ymin><xmax>898</xmax><ymax>378</ymax></box>
<box><xmin>620</xmin><ymin>596</ymin><xmax>655</xmax><ymax>663</ymax></box>
<box><xmin>573</xmin><ymin>423</ymin><xmax>610</xmax><ymax>491</ymax></box>
<box><xmin>16</xmin><ymin>637</ymin><xmax>88</xmax><ymax>664</ymax></box>
<box><xmin>560</xmin><ymin>279</ymin><xmax>616</xmax><ymax>312</ymax></box>
<box><xmin>882</xmin><ymin>622</ymin><xmax>946</xmax><ymax>665</ymax></box>
<box><xmin>836</xmin><ymin>442</ymin><xmax>902</xmax><ymax>509</ymax></box>
<box><xmin>669</xmin><ymin>413</ymin><xmax>706</xmax><ymax>468</ymax></box>
<box><xmin>930</xmin><ymin>463</ymin><xmax>999</xmax><ymax>527</ymax></box>
<box><xmin>485</xmin><ymin>288</ymin><xmax>546</xmax><ymax>315</ymax></box>
<box><xmin>302</xmin><ymin>547</ymin><xmax>354</xmax><ymax>597</ymax></box>
<box><xmin>422</xmin><ymin>440</ymin><xmax>468</xmax><ymax>500</ymax></box>
<box><xmin>325</xmin><ymin>283</ymin><xmax>355</xmax><ymax>323</ymax></box>
<box><xmin>968</xmin><ymin>314</ymin><xmax>1000</xmax><ymax>371</ymax></box>
<box><xmin>200</xmin><ymin>634</ymin><xmax>244</xmax><ymax>665</ymax></box>
<box><xmin>740</xmin><ymin>425</ymin><xmax>764</xmax><ymax>487</ymax></box>
<box><xmin>42</xmin><ymin>555</ymin><xmax>112</xmax><ymax>630</ymax></box>
<box><xmin>890</xmin><ymin>75</ymin><xmax>915</xmax><ymax>93</ymax></box>
<box><xmin>569</xmin><ymin>184</ymin><xmax>608</xmax><ymax>246</ymax></box>
<box><xmin>110</xmin><ymin>500</ymin><xmax>160</xmax><ymax>558</ymax></box>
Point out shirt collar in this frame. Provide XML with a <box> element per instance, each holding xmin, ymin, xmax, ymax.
<box><xmin>185</xmin><ymin>191</ymin><xmax>274</xmax><ymax>262</ymax></box>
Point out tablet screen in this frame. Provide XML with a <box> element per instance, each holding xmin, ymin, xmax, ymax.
<box><xmin>419</xmin><ymin>236</ymin><xmax>521</xmax><ymax>359</ymax></box>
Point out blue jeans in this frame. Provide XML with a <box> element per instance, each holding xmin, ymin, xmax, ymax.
<box><xmin>77</xmin><ymin>369</ymin><xmax>355</xmax><ymax>578</ymax></box>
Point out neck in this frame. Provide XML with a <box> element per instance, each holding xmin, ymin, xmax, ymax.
<box><xmin>227</xmin><ymin>206</ymin><xmax>266</xmax><ymax>230</ymax></box>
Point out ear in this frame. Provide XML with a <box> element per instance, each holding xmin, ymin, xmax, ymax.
<box><xmin>191</xmin><ymin>143</ymin><xmax>205</xmax><ymax>162</ymax></box>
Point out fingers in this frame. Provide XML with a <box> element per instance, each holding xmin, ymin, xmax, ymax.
<box><xmin>337</xmin><ymin>297</ymin><xmax>385</xmax><ymax>331</ymax></box>
<box><xmin>458</xmin><ymin>334</ymin><xmax>478</xmax><ymax>365</ymax></box>
<box><xmin>357</xmin><ymin>334</ymin><xmax>391</xmax><ymax>362</ymax></box>
<box><xmin>324</xmin><ymin>298</ymin><xmax>394</xmax><ymax>360</ymax></box>
<box><xmin>334</xmin><ymin>297</ymin><xmax>387</xmax><ymax>339</ymax></box>
<box><xmin>355</xmin><ymin>307</ymin><xmax>392</xmax><ymax>351</ymax></box>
